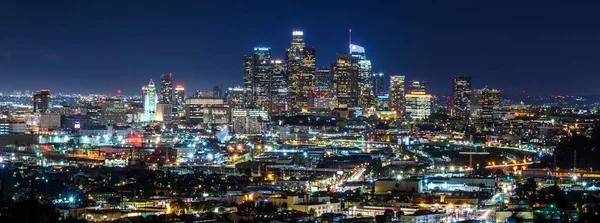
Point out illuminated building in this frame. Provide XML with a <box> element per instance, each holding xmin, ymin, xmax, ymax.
<box><xmin>286</xmin><ymin>30</ymin><xmax>305</xmax><ymax>59</ymax></box>
<box><xmin>407</xmin><ymin>80</ymin><xmax>426</xmax><ymax>94</ymax></box>
<box><xmin>389</xmin><ymin>75</ymin><xmax>405</xmax><ymax>116</ymax></box>
<box><xmin>472</xmin><ymin>88</ymin><xmax>500</xmax><ymax>120</ymax></box>
<box><xmin>185</xmin><ymin>96</ymin><xmax>229</xmax><ymax>125</ymax></box>
<box><xmin>243</xmin><ymin>55</ymin><xmax>253</xmax><ymax>105</ymax></box>
<box><xmin>231</xmin><ymin>109</ymin><xmax>268</xmax><ymax>135</ymax></box>
<box><xmin>141</xmin><ymin>79</ymin><xmax>158</xmax><ymax>122</ymax></box>
<box><xmin>174</xmin><ymin>85</ymin><xmax>185</xmax><ymax>107</ymax></box>
<box><xmin>332</xmin><ymin>53</ymin><xmax>359</xmax><ymax>107</ymax></box>
<box><xmin>269</xmin><ymin>59</ymin><xmax>289</xmax><ymax>113</ymax></box>
<box><xmin>155</xmin><ymin>103</ymin><xmax>172</xmax><ymax>122</ymax></box>
<box><xmin>315</xmin><ymin>66</ymin><xmax>331</xmax><ymax>93</ymax></box>
<box><xmin>250</xmin><ymin>47</ymin><xmax>272</xmax><ymax>109</ymax></box>
<box><xmin>372</xmin><ymin>73</ymin><xmax>385</xmax><ymax>96</ymax></box>
<box><xmin>405</xmin><ymin>93</ymin><xmax>433</xmax><ymax>120</ymax></box>
<box><xmin>100</xmin><ymin>98</ymin><xmax>127</xmax><ymax>126</ymax></box>
<box><xmin>159</xmin><ymin>73</ymin><xmax>173</xmax><ymax>103</ymax></box>
<box><xmin>225</xmin><ymin>86</ymin><xmax>245</xmax><ymax>108</ymax></box>
<box><xmin>286</xmin><ymin>30</ymin><xmax>315</xmax><ymax>110</ymax></box>
<box><xmin>33</xmin><ymin>89</ymin><xmax>51</xmax><ymax>113</ymax></box>
<box><xmin>452</xmin><ymin>76</ymin><xmax>472</xmax><ymax>117</ymax></box>
<box><xmin>377</xmin><ymin>94</ymin><xmax>390</xmax><ymax>110</ymax></box>
<box><xmin>350</xmin><ymin>43</ymin><xmax>375</xmax><ymax>110</ymax></box>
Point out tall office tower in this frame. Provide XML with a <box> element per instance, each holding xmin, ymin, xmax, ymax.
<box><xmin>100</xmin><ymin>98</ymin><xmax>127</xmax><ymax>126</ymax></box>
<box><xmin>481</xmin><ymin>88</ymin><xmax>500</xmax><ymax>120</ymax></box>
<box><xmin>286</xmin><ymin>30</ymin><xmax>305</xmax><ymax>59</ymax></box>
<box><xmin>332</xmin><ymin>53</ymin><xmax>359</xmax><ymax>107</ymax></box>
<box><xmin>174</xmin><ymin>85</ymin><xmax>185</xmax><ymax>107</ymax></box>
<box><xmin>407</xmin><ymin>80</ymin><xmax>427</xmax><ymax>94</ymax></box>
<box><xmin>286</xmin><ymin>30</ymin><xmax>313</xmax><ymax>110</ymax></box>
<box><xmin>299</xmin><ymin>47</ymin><xmax>316</xmax><ymax>107</ymax></box>
<box><xmin>251</xmin><ymin>47</ymin><xmax>272</xmax><ymax>109</ymax></box>
<box><xmin>389</xmin><ymin>75</ymin><xmax>405</xmax><ymax>117</ymax></box>
<box><xmin>212</xmin><ymin>85</ymin><xmax>223</xmax><ymax>98</ymax></box>
<box><xmin>142</xmin><ymin>79</ymin><xmax>158</xmax><ymax>122</ymax></box>
<box><xmin>159</xmin><ymin>73</ymin><xmax>173</xmax><ymax>104</ymax></box>
<box><xmin>243</xmin><ymin>55</ymin><xmax>253</xmax><ymax>105</ymax></box>
<box><xmin>226</xmin><ymin>86</ymin><xmax>245</xmax><ymax>108</ymax></box>
<box><xmin>33</xmin><ymin>89</ymin><xmax>51</xmax><ymax>112</ymax></box>
<box><xmin>315</xmin><ymin>66</ymin><xmax>332</xmax><ymax>93</ymax></box>
<box><xmin>452</xmin><ymin>76</ymin><xmax>472</xmax><ymax>117</ymax></box>
<box><xmin>350</xmin><ymin>44</ymin><xmax>375</xmax><ymax>109</ymax></box>
<box><xmin>269</xmin><ymin>59</ymin><xmax>288</xmax><ymax>112</ymax></box>
<box><xmin>372</xmin><ymin>72</ymin><xmax>385</xmax><ymax>96</ymax></box>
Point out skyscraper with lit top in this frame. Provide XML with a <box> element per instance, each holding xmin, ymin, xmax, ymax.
<box><xmin>286</xmin><ymin>30</ymin><xmax>315</xmax><ymax>110</ymax></box>
<box><xmin>142</xmin><ymin>79</ymin><xmax>158</xmax><ymax>122</ymax></box>
<box><xmin>174</xmin><ymin>85</ymin><xmax>185</xmax><ymax>106</ymax></box>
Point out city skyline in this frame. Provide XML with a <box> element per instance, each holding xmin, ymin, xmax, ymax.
<box><xmin>1</xmin><ymin>1</ymin><xmax>599</xmax><ymax>95</ymax></box>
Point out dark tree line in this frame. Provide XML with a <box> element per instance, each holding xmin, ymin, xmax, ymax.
<box><xmin>553</xmin><ymin>122</ymin><xmax>600</xmax><ymax>170</ymax></box>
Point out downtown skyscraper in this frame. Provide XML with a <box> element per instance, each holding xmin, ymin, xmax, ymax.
<box><xmin>142</xmin><ymin>79</ymin><xmax>158</xmax><ymax>122</ymax></box>
<box><xmin>286</xmin><ymin>30</ymin><xmax>315</xmax><ymax>110</ymax></box>
<box><xmin>159</xmin><ymin>73</ymin><xmax>173</xmax><ymax>104</ymax></box>
<box><xmin>372</xmin><ymin>72</ymin><xmax>385</xmax><ymax>96</ymax></box>
<box><xmin>389</xmin><ymin>75</ymin><xmax>405</xmax><ymax>117</ymax></box>
<box><xmin>332</xmin><ymin>53</ymin><xmax>359</xmax><ymax>107</ymax></box>
<box><xmin>452</xmin><ymin>76</ymin><xmax>472</xmax><ymax>117</ymax></box>
<box><xmin>350</xmin><ymin>43</ymin><xmax>376</xmax><ymax>109</ymax></box>
<box><xmin>174</xmin><ymin>85</ymin><xmax>185</xmax><ymax>107</ymax></box>
<box><xmin>245</xmin><ymin>47</ymin><xmax>288</xmax><ymax>113</ymax></box>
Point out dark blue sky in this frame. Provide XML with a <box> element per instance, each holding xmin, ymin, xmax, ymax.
<box><xmin>1</xmin><ymin>1</ymin><xmax>599</xmax><ymax>95</ymax></box>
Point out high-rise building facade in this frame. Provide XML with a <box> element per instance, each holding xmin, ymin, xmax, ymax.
<box><xmin>315</xmin><ymin>67</ymin><xmax>332</xmax><ymax>93</ymax></box>
<box><xmin>243</xmin><ymin>55</ymin><xmax>253</xmax><ymax>105</ymax></box>
<box><xmin>226</xmin><ymin>86</ymin><xmax>245</xmax><ymax>108</ymax></box>
<box><xmin>269</xmin><ymin>59</ymin><xmax>288</xmax><ymax>112</ymax></box>
<box><xmin>407</xmin><ymin>80</ymin><xmax>427</xmax><ymax>94</ymax></box>
<box><xmin>481</xmin><ymin>88</ymin><xmax>500</xmax><ymax>120</ymax></box>
<box><xmin>389</xmin><ymin>75</ymin><xmax>405</xmax><ymax>116</ymax></box>
<box><xmin>286</xmin><ymin>30</ymin><xmax>314</xmax><ymax>110</ymax></box>
<box><xmin>33</xmin><ymin>89</ymin><xmax>51</xmax><ymax>113</ymax></box>
<box><xmin>174</xmin><ymin>85</ymin><xmax>185</xmax><ymax>107</ymax></box>
<box><xmin>332</xmin><ymin>53</ymin><xmax>359</xmax><ymax>107</ymax></box>
<box><xmin>452</xmin><ymin>76</ymin><xmax>472</xmax><ymax>117</ymax></box>
<box><xmin>405</xmin><ymin>93</ymin><xmax>433</xmax><ymax>120</ymax></box>
<box><xmin>159</xmin><ymin>73</ymin><xmax>173</xmax><ymax>104</ymax></box>
<box><xmin>351</xmin><ymin>44</ymin><xmax>375</xmax><ymax>109</ymax></box>
<box><xmin>251</xmin><ymin>47</ymin><xmax>272</xmax><ymax>109</ymax></box>
<box><xmin>142</xmin><ymin>79</ymin><xmax>158</xmax><ymax>122</ymax></box>
<box><xmin>100</xmin><ymin>98</ymin><xmax>127</xmax><ymax>126</ymax></box>
<box><xmin>372</xmin><ymin>73</ymin><xmax>385</xmax><ymax>97</ymax></box>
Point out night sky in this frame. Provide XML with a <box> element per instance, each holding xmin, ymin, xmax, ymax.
<box><xmin>1</xmin><ymin>1</ymin><xmax>599</xmax><ymax>96</ymax></box>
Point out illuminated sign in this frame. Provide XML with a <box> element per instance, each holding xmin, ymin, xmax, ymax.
<box><xmin>292</xmin><ymin>30</ymin><xmax>303</xmax><ymax>36</ymax></box>
<box><xmin>74</xmin><ymin>120</ymin><xmax>80</xmax><ymax>129</ymax></box>
<box><xmin>254</xmin><ymin>47</ymin><xmax>270</xmax><ymax>51</ymax></box>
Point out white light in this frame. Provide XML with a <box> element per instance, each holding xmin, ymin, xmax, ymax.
<box><xmin>69</xmin><ymin>197</ymin><xmax>74</xmax><ymax>203</ymax></box>
<box><xmin>293</xmin><ymin>31</ymin><xmax>303</xmax><ymax>36</ymax></box>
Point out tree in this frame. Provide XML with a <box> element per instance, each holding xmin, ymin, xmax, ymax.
<box><xmin>308</xmin><ymin>208</ymin><xmax>317</xmax><ymax>216</ymax></box>
<box><xmin>168</xmin><ymin>199</ymin><xmax>187</xmax><ymax>215</ymax></box>
<box><xmin>383</xmin><ymin>209</ymin><xmax>394</xmax><ymax>221</ymax></box>
<box><xmin>396</xmin><ymin>210</ymin><xmax>404</xmax><ymax>220</ymax></box>
<box><xmin>106</xmin><ymin>196</ymin><xmax>122</xmax><ymax>206</ymax></box>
